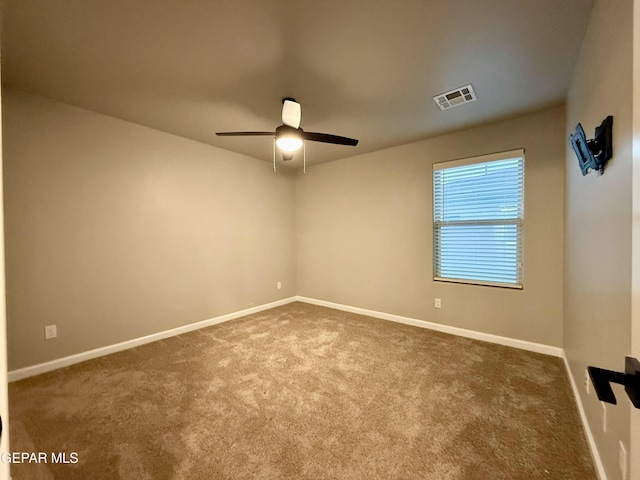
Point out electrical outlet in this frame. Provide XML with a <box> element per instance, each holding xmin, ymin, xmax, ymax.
<box><xmin>584</xmin><ymin>369</ymin><xmax>590</xmax><ymax>394</ymax></box>
<box><xmin>602</xmin><ymin>402</ymin><xmax>607</xmax><ymax>432</ymax></box>
<box><xmin>277</xmin><ymin>282</ymin><xmax>282</xmax><ymax>290</ymax></box>
<box><xmin>434</xmin><ymin>298</ymin><xmax>441</xmax><ymax>308</ymax></box>
<box><xmin>619</xmin><ymin>441</ymin><xmax>627</xmax><ymax>480</ymax></box>
<box><xmin>44</xmin><ymin>325</ymin><xmax>57</xmax><ymax>340</ymax></box>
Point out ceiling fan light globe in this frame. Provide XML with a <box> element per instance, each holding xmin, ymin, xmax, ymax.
<box><xmin>276</xmin><ymin>136</ymin><xmax>303</xmax><ymax>152</ymax></box>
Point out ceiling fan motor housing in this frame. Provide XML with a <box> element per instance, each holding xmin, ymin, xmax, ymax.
<box><xmin>276</xmin><ymin>124</ymin><xmax>302</xmax><ymax>137</ymax></box>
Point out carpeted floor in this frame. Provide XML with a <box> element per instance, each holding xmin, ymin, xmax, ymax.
<box><xmin>9</xmin><ymin>302</ymin><xmax>596</xmax><ymax>479</ymax></box>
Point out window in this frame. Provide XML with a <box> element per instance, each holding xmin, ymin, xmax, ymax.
<box><xmin>433</xmin><ymin>149</ymin><xmax>524</xmax><ymax>288</ymax></box>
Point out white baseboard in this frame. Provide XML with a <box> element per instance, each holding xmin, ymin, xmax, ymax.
<box><xmin>8</xmin><ymin>297</ymin><xmax>297</xmax><ymax>382</ymax></box>
<box><xmin>561</xmin><ymin>353</ymin><xmax>607</xmax><ymax>480</ymax></box>
<box><xmin>296</xmin><ymin>296</ymin><xmax>564</xmax><ymax>357</ymax></box>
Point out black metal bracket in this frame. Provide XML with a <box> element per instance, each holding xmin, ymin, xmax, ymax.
<box><xmin>588</xmin><ymin>356</ymin><xmax>640</xmax><ymax>408</ymax></box>
<box><xmin>570</xmin><ymin>116</ymin><xmax>613</xmax><ymax>175</ymax></box>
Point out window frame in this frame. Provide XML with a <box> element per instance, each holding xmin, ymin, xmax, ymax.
<box><xmin>432</xmin><ymin>148</ymin><xmax>525</xmax><ymax>290</ymax></box>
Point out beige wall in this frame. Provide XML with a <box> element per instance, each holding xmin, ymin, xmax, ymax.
<box><xmin>296</xmin><ymin>106</ymin><xmax>565</xmax><ymax>347</ymax></box>
<box><xmin>564</xmin><ymin>1</ymin><xmax>633</xmax><ymax>479</ymax></box>
<box><xmin>3</xmin><ymin>89</ymin><xmax>297</xmax><ymax>371</ymax></box>
<box><xmin>3</xmin><ymin>94</ymin><xmax>567</xmax><ymax>368</ymax></box>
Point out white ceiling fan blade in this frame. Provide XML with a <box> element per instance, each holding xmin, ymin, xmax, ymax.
<box><xmin>282</xmin><ymin>99</ymin><xmax>301</xmax><ymax>128</ymax></box>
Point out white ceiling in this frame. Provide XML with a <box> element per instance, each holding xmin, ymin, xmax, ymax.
<box><xmin>1</xmin><ymin>0</ymin><xmax>594</xmax><ymax>166</ymax></box>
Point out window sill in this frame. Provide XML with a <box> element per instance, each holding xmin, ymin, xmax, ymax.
<box><xmin>433</xmin><ymin>277</ymin><xmax>523</xmax><ymax>290</ymax></box>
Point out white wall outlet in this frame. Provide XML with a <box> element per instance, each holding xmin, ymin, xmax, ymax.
<box><xmin>601</xmin><ymin>402</ymin><xmax>607</xmax><ymax>432</ymax></box>
<box><xmin>44</xmin><ymin>325</ymin><xmax>57</xmax><ymax>340</ymax></box>
<box><xmin>434</xmin><ymin>298</ymin><xmax>441</xmax><ymax>308</ymax></box>
<box><xmin>619</xmin><ymin>441</ymin><xmax>627</xmax><ymax>480</ymax></box>
<box><xmin>584</xmin><ymin>369</ymin><xmax>590</xmax><ymax>394</ymax></box>
<box><xmin>277</xmin><ymin>281</ymin><xmax>282</xmax><ymax>290</ymax></box>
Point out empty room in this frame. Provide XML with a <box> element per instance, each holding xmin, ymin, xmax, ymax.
<box><xmin>0</xmin><ymin>0</ymin><xmax>639</xmax><ymax>479</ymax></box>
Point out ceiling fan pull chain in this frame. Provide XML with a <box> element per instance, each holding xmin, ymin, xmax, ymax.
<box><xmin>303</xmin><ymin>142</ymin><xmax>306</xmax><ymax>174</ymax></box>
<box><xmin>273</xmin><ymin>138</ymin><xmax>276</xmax><ymax>173</ymax></box>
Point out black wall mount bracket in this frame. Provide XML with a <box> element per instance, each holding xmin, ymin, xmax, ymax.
<box><xmin>588</xmin><ymin>356</ymin><xmax>640</xmax><ymax>408</ymax></box>
<box><xmin>569</xmin><ymin>115</ymin><xmax>613</xmax><ymax>176</ymax></box>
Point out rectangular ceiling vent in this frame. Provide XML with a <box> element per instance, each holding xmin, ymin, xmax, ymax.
<box><xmin>433</xmin><ymin>84</ymin><xmax>477</xmax><ymax>111</ymax></box>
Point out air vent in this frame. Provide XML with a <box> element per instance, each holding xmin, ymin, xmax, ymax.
<box><xmin>433</xmin><ymin>84</ymin><xmax>477</xmax><ymax>111</ymax></box>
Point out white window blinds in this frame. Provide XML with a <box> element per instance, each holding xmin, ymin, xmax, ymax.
<box><xmin>433</xmin><ymin>149</ymin><xmax>524</xmax><ymax>288</ymax></box>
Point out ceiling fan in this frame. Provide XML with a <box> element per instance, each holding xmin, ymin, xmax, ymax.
<box><xmin>216</xmin><ymin>98</ymin><xmax>359</xmax><ymax>172</ymax></box>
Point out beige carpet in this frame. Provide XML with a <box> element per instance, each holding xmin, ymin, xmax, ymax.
<box><xmin>9</xmin><ymin>302</ymin><xmax>596</xmax><ymax>479</ymax></box>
